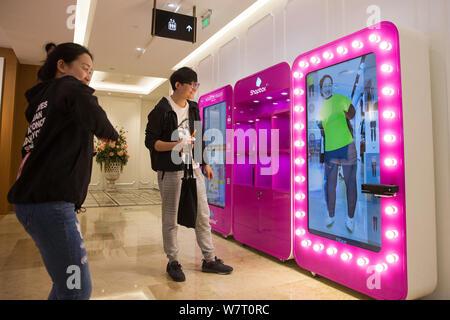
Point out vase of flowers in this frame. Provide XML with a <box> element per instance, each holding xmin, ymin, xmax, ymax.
<box><xmin>95</xmin><ymin>128</ymin><xmax>130</xmax><ymax>191</ymax></box>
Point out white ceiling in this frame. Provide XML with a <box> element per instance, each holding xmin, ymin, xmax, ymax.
<box><xmin>0</xmin><ymin>0</ymin><xmax>256</xmax><ymax>100</ymax></box>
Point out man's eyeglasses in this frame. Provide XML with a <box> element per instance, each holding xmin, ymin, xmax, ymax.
<box><xmin>185</xmin><ymin>82</ymin><xmax>200</xmax><ymax>90</ymax></box>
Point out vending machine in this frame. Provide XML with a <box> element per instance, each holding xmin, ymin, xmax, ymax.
<box><xmin>232</xmin><ymin>62</ymin><xmax>292</xmax><ymax>260</ymax></box>
<box><xmin>291</xmin><ymin>21</ymin><xmax>436</xmax><ymax>299</ymax></box>
<box><xmin>199</xmin><ymin>86</ymin><xmax>233</xmax><ymax>237</ymax></box>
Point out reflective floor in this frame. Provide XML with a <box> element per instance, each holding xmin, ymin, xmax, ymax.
<box><xmin>0</xmin><ymin>203</ymin><xmax>370</xmax><ymax>300</ymax></box>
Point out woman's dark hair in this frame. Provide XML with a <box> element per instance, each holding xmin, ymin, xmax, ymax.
<box><xmin>38</xmin><ymin>43</ymin><xmax>93</xmax><ymax>82</ymax></box>
<box><xmin>44</xmin><ymin>42</ymin><xmax>57</xmax><ymax>55</ymax></box>
<box><xmin>319</xmin><ymin>75</ymin><xmax>333</xmax><ymax>97</ymax></box>
<box><xmin>170</xmin><ymin>67</ymin><xmax>198</xmax><ymax>91</ymax></box>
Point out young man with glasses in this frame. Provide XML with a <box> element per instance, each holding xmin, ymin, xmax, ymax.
<box><xmin>145</xmin><ymin>67</ymin><xmax>233</xmax><ymax>282</ymax></box>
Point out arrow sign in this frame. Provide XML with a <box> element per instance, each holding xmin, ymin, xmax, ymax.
<box><xmin>186</xmin><ymin>25</ymin><xmax>193</xmax><ymax>32</ymax></box>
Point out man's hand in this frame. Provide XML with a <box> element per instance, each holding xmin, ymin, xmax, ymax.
<box><xmin>204</xmin><ymin>165</ymin><xmax>214</xmax><ymax>182</ymax></box>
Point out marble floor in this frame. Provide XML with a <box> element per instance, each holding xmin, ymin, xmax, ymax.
<box><xmin>0</xmin><ymin>203</ymin><xmax>370</xmax><ymax>300</ymax></box>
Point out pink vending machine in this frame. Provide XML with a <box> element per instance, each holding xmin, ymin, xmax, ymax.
<box><xmin>199</xmin><ymin>86</ymin><xmax>233</xmax><ymax>237</ymax></box>
<box><xmin>232</xmin><ymin>62</ymin><xmax>292</xmax><ymax>260</ymax></box>
<box><xmin>292</xmin><ymin>22</ymin><xmax>437</xmax><ymax>299</ymax></box>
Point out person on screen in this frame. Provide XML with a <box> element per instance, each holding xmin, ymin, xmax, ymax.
<box><xmin>145</xmin><ymin>67</ymin><xmax>233</xmax><ymax>282</ymax></box>
<box><xmin>317</xmin><ymin>75</ymin><xmax>357</xmax><ymax>233</ymax></box>
<box><xmin>8</xmin><ymin>43</ymin><xmax>119</xmax><ymax>299</ymax></box>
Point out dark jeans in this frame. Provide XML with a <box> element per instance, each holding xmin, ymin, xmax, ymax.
<box><xmin>14</xmin><ymin>202</ymin><xmax>92</xmax><ymax>300</ymax></box>
<box><xmin>324</xmin><ymin>143</ymin><xmax>357</xmax><ymax>219</ymax></box>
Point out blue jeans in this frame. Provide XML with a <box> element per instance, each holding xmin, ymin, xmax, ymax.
<box><xmin>324</xmin><ymin>143</ymin><xmax>357</xmax><ymax>219</ymax></box>
<box><xmin>14</xmin><ymin>202</ymin><xmax>92</xmax><ymax>300</ymax></box>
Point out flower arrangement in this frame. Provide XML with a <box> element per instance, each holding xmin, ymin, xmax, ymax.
<box><xmin>95</xmin><ymin>127</ymin><xmax>130</xmax><ymax>172</ymax></box>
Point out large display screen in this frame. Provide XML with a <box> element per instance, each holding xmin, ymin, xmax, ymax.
<box><xmin>203</xmin><ymin>101</ymin><xmax>227</xmax><ymax>208</ymax></box>
<box><xmin>306</xmin><ymin>53</ymin><xmax>381</xmax><ymax>252</ymax></box>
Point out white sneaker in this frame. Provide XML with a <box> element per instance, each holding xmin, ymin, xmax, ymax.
<box><xmin>346</xmin><ymin>218</ymin><xmax>355</xmax><ymax>233</ymax></box>
<box><xmin>325</xmin><ymin>216</ymin><xmax>335</xmax><ymax>228</ymax></box>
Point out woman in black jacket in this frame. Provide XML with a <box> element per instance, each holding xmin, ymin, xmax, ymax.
<box><xmin>7</xmin><ymin>43</ymin><xmax>118</xmax><ymax>300</ymax></box>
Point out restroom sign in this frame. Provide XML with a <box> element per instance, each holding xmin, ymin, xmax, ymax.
<box><xmin>152</xmin><ymin>9</ymin><xmax>197</xmax><ymax>43</ymax></box>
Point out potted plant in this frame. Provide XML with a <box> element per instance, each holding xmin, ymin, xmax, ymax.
<box><xmin>95</xmin><ymin>128</ymin><xmax>130</xmax><ymax>191</ymax></box>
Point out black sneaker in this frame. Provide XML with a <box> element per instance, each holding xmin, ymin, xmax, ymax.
<box><xmin>167</xmin><ymin>261</ymin><xmax>186</xmax><ymax>282</ymax></box>
<box><xmin>202</xmin><ymin>257</ymin><xmax>233</xmax><ymax>275</ymax></box>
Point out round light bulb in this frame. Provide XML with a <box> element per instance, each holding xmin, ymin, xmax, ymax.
<box><xmin>384</xmin><ymin>158</ymin><xmax>398</xmax><ymax>167</ymax></box>
<box><xmin>383</xmin><ymin>134</ymin><xmax>396</xmax><ymax>143</ymax></box>
<box><xmin>352</xmin><ymin>40</ymin><xmax>363</xmax><ymax>49</ymax></box>
<box><xmin>295</xmin><ymin>158</ymin><xmax>305</xmax><ymax>165</ymax></box>
<box><xmin>380</xmin><ymin>41</ymin><xmax>392</xmax><ymax>51</ymax></box>
<box><xmin>295</xmin><ymin>193</ymin><xmax>305</xmax><ymax>200</ymax></box>
<box><xmin>299</xmin><ymin>61</ymin><xmax>309</xmax><ymax>68</ymax></box>
<box><xmin>386</xmin><ymin>254</ymin><xmax>399</xmax><ymax>264</ymax></box>
<box><xmin>295</xmin><ymin>211</ymin><xmax>305</xmax><ymax>218</ymax></box>
<box><xmin>327</xmin><ymin>247</ymin><xmax>337</xmax><ymax>256</ymax></box>
<box><xmin>357</xmin><ymin>257</ymin><xmax>369</xmax><ymax>267</ymax></box>
<box><xmin>313</xmin><ymin>244</ymin><xmax>324</xmax><ymax>252</ymax></box>
<box><xmin>337</xmin><ymin>46</ymin><xmax>348</xmax><ymax>54</ymax></box>
<box><xmin>296</xmin><ymin>229</ymin><xmax>305</xmax><ymax>236</ymax></box>
<box><xmin>386</xmin><ymin>230</ymin><xmax>399</xmax><ymax>239</ymax></box>
<box><xmin>385</xmin><ymin>206</ymin><xmax>398</xmax><ymax>215</ymax></box>
<box><xmin>323</xmin><ymin>51</ymin><xmax>333</xmax><ymax>60</ymax></box>
<box><xmin>375</xmin><ymin>263</ymin><xmax>388</xmax><ymax>273</ymax></box>
<box><xmin>381</xmin><ymin>64</ymin><xmax>394</xmax><ymax>73</ymax></box>
<box><xmin>369</xmin><ymin>34</ymin><xmax>381</xmax><ymax>43</ymax></box>
<box><xmin>382</xmin><ymin>87</ymin><xmax>395</xmax><ymax>96</ymax></box>
<box><xmin>301</xmin><ymin>240</ymin><xmax>311</xmax><ymax>247</ymax></box>
<box><xmin>310</xmin><ymin>56</ymin><xmax>321</xmax><ymax>64</ymax></box>
<box><xmin>341</xmin><ymin>252</ymin><xmax>352</xmax><ymax>261</ymax></box>
<box><xmin>383</xmin><ymin>110</ymin><xmax>396</xmax><ymax>119</ymax></box>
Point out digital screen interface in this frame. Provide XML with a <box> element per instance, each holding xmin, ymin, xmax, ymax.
<box><xmin>306</xmin><ymin>53</ymin><xmax>382</xmax><ymax>252</ymax></box>
<box><xmin>203</xmin><ymin>101</ymin><xmax>227</xmax><ymax>208</ymax></box>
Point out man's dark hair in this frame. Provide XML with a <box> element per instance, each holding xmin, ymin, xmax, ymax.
<box><xmin>170</xmin><ymin>67</ymin><xmax>198</xmax><ymax>91</ymax></box>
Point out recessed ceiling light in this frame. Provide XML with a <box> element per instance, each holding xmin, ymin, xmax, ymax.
<box><xmin>90</xmin><ymin>71</ymin><xmax>167</xmax><ymax>95</ymax></box>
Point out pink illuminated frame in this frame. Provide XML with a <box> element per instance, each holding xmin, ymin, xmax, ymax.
<box><xmin>292</xmin><ymin>22</ymin><xmax>407</xmax><ymax>300</ymax></box>
<box><xmin>198</xmin><ymin>85</ymin><xmax>233</xmax><ymax>236</ymax></box>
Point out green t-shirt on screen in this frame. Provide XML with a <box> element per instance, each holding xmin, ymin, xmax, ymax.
<box><xmin>319</xmin><ymin>94</ymin><xmax>354</xmax><ymax>152</ymax></box>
